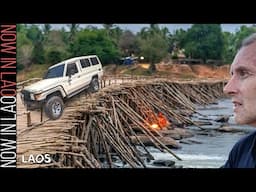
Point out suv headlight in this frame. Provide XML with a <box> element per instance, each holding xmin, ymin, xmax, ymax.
<box><xmin>30</xmin><ymin>93</ymin><xmax>42</xmax><ymax>100</ymax></box>
<box><xmin>34</xmin><ymin>93</ymin><xmax>42</xmax><ymax>101</ymax></box>
<box><xmin>30</xmin><ymin>93</ymin><xmax>35</xmax><ymax>100</ymax></box>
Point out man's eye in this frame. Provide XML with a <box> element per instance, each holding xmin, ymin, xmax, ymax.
<box><xmin>239</xmin><ymin>70</ymin><xmax>249</xmax><ymax>78</ymax></box>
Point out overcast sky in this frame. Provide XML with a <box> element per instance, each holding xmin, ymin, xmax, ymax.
<box><xmin>49</xmin><ymin>24</ymin><xmax>255</xmax><ymax>34</ymax></box>
<box><xmin>118</xmin><ymin>24</ymin><xmax>254</xmax><ymax>33</ymax></box>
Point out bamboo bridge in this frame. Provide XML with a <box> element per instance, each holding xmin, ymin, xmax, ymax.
<box><xmin>17</xmin><ymin>76</ymin><xmax>227</xmax><ymax>168</ymax></box>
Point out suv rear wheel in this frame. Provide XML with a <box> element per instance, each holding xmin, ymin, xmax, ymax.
<box><xmin>90</xmin><ymin>77</ymin><xmax>99</xmax><ymax>92</ymax></box>
<box><xmin>44</xmin><ymin>96</ymin><xmax>64</xmax><ymax>120</ymax></box>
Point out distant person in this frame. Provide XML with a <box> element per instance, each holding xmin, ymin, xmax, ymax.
<box><xmin>222</xmin><ymin>33</ymin><xmax>256</xmax><ymax>168</ymax></box>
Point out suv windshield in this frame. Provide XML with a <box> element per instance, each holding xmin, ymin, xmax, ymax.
<box><xmin>44</xmin><ymin>64</ymin><xmax>64</xmax><ymax>79</ymax></box>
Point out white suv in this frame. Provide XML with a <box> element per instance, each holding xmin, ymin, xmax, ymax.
<box><xmin>21</xmin><ymin>55</ymin><xmax>103</xmax><ymax>120</ymax></box>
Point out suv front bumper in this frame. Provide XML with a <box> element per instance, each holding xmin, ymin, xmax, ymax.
<box><xmin>20</xmin><ymin>91</ymin><xmax>43</xmax><ymax>110</ymax></box>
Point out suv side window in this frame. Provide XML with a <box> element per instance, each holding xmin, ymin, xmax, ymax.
<box><xmin>90</xmin><ymin>57</ymin><xmax>99</xmax><ymax>65</ymax></box>
<box><xmin>66</xmin><ymin>63</ymin><xmax>78</xmax><ymax>76</ymax></box>
<box><xmin>80</xmin><ymin>58</ymin><xmax>91</xmax><ymax>68</ymax></box>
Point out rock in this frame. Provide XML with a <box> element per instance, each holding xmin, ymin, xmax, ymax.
<box><xmin>215</xmin><ymin>115</ymin><xmax>229</xmax><ymax>123</ymax></box>
<box><xmin>179</xmin><ymin>139</ymin><xmax>202</xmax><ymax>145</ymax></box>
<box><xmin>130</xmin><ymin>135</ymin><xmax>181</xmax><ymax>149</ymax></box>
<box><xmin>217</xmin><ymin>125</ymin><xmax>241</xmax><ymax>133</ymax></box>
<box><xmin>130</xmin><ymin>135</ymin><xmax>154</xmax><ymax>146</ymax></box>
<box><xmin>152</xmin><ymin>159</ymin><xmax>175</xmax><ymax>167</ymax></box>
<box><xmin>160</xmin><ymin>128</ymin><xmax>194</xmax><ymax>139</ymax></box>
<box><xmin>159</xmin><ymin>137</ymin><xmax>181</xmax><ymax>149</ymax></box>
<box><xmin>187</xmin><ymin>139</ymin><xmax>202</xmax><ymax>144</ymax></box>
<box><xmin>194</xmin><ymin>121</ymin><xmax>212</xmax><ymax>126</ymax></box>
<box><xmin>179</xmin><ymin>140</ymin><xmax>192</xmax><ymax>145</ymax></box>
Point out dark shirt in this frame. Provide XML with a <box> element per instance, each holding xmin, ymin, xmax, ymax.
<box><xmin>222</xmin><ymin>130</ymin><xmax>256</xmax><ymax>168</ymax></box>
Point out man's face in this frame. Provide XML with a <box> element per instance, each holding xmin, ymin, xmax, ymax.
<box><xmin>223</xmin><ymin>41</ymin><xmax>256</xmax><ymax>126</ymax></box>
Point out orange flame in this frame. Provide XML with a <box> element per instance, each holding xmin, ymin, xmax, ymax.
<box><xmin>157</xmin><ymin>112</ymin><xmax>169</xmax><ymax>128</ymax></box>
<box><xmin>150</xmin><ymin>123</ymin><xmax>160</xmax><ymax>130</ymax></box>
<box><xmin>148</xmin><ymin>113</ymin><xmax>170</xmax><ymax>130</ymax></box>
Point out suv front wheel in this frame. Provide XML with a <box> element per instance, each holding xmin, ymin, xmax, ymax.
<box><xmin>44</xmin><ymin>95</ymin><xmax>64</xmax><ymax>120</ymax></box>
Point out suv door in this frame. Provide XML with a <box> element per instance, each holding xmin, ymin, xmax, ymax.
<box><xmin>63</xmin><ymin>62</ymin><xmax>84</xmax><ymax>96</ymax></box>
<box><xmin>79</xmin><ymin>58</ymin><xmax>94</xmax><ymax>87</ymax></box>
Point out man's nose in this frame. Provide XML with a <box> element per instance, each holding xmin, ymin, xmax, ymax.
<box><xmin>223</xmin><ymin>77</ymin><xmax>237</xmax><ymax>95</ymax></box>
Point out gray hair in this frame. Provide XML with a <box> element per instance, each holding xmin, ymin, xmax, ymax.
<box><xmin>241</xmin><ymin>33</ymin><xmax>256</xmax><ymax>47</ymax></box>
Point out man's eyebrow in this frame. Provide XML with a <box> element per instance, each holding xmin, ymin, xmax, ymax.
<box><xmin>235</xmin><ymin>66</ymin><xmax>251</xmax><ymax>72</ymax></box>
<box><xmin>233</xmin><ymin>66</ymin><xmax>253</xmax><ymax>73</ymax></box>
<box><xmin>230</xmin><ymin>66</ymin><xmax>250</xmax><ymax>75</ymax></box>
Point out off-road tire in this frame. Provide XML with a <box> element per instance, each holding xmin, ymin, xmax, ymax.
<box><xmin>44</xmin><ymin>96</ymin><xmax>64</xmax><ymax>120</ymax></box>
<box><xmin>89</xmin><ymin>77</ymin><xmax>99</xmax><ymax>93</ymax></box>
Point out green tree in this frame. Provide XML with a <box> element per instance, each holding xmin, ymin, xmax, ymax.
<box><xmin>223</xmin><ymin>25</ymin><xmax>256</xmax><ymax>64</ymax></box>
<box><xmin>26</xmin><ymin>25</ymin><xmax>45</xmax><ymax>64</ymax></box>
<box><xmin>222</xmin><ymin>31</ymin><xmax>236</xmax><ymax>63</ymax></box>
<box><xmin>17</xmin><ymin>24</ymin><xmax>33</xmax><ymax>69</ymax></box>
<box><xmin>43</xmin><ymin>24</ymin><xmax>51</xmax><ymax>35</ymax></box>
<box><xmin>46</xmin><ymin>49</ymin><xmax>63</xmax><ymax>64</ymax></box>
<box><xmin>103</xmin><ymin>24</ymin><xmax>114</xmax><ymax>35</ymax></box>
<box><xmin>138</xmin><ymin>33</ymin><xmax>168</xmax><ymax>73</ymax></box>
<box><xmin>67</xmin><ymin>24</ymin><xmax>80</xmax><ymax>42</ymax></box>
<box><xmin>233</xmin><ymin>25</ymin><xmax>256</xmax><ymax>50</ymax></box>
<box><xmin>17</xmin><ymin>24</ymin><xmax>28</xmax><ymax>33</ymax></box>
<box><xmin>138</xmin><ymin>24</ymin><xmax>170</xmax><ymax>40</ymax></box>
<box><xmin>169</xmin><ymin>28</ymin><xmax>187</xmax><ymax>53</ymax></box>
<box><xmin>42</xmin><ymin>24</ymin><xmax>51</xmax><ymax>42</ymax></box>
<box><xmin>137</xmin><ymin>24</ymin><xmax>169</xmax><ymax>73</ymax></box>
<box><xmin>102</xmin><ymin>24</ymin><xmax>123</xmax><ymax>47</ymax></box>
<box><xmin>184</xmin><ymin>24</ymin><xmax>224</xmax><ymax>63</ymax></box>
<box><xmin>32</xmin><ymin>42</ymin><xmax>45</xmax><ymax>64</ymax></box>
<box><xmin>118</xmin><ymin>30</ymin><xmax>137</xmax><ymax>56</ymax></box>
<box><xmin>26</xmin><ymin>24</ymin><xmax>44</xmax><ymax>42</ymax></box>
<box><xmin>44</xmin><ymin>30</ymin><xmax>70</xmax><ymax>62</ymax></box>
<box><xmin>70</xmin><ymin>29</ymin><xmax>120</xmax><ymax>64</ymax></box>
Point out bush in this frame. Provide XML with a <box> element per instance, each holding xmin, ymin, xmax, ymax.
<box><xmin>17</xmin><ymin>64</ymin><xmax>25</xmax><ymax>72</ymax></box>
<box><xmin>46</xmin><ymin>50</ymin><xmax>62</xmax><ymax>64</ymax></box>
<box><xmin>171</xmin><ymin>53</ymin><xmax>178</xmax><ymax>59</ymax></box>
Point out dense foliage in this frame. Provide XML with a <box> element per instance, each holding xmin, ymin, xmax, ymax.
<box><xmin>17</xmin><ymin>24</ymin><xmax>256</xmax><ymax>72</ymax></box>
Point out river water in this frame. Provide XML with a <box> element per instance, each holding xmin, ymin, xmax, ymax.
<box><xmin>147</xmin><ymin>98</ymin><xmax>255</xmax><ymax>168</ymax></box>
